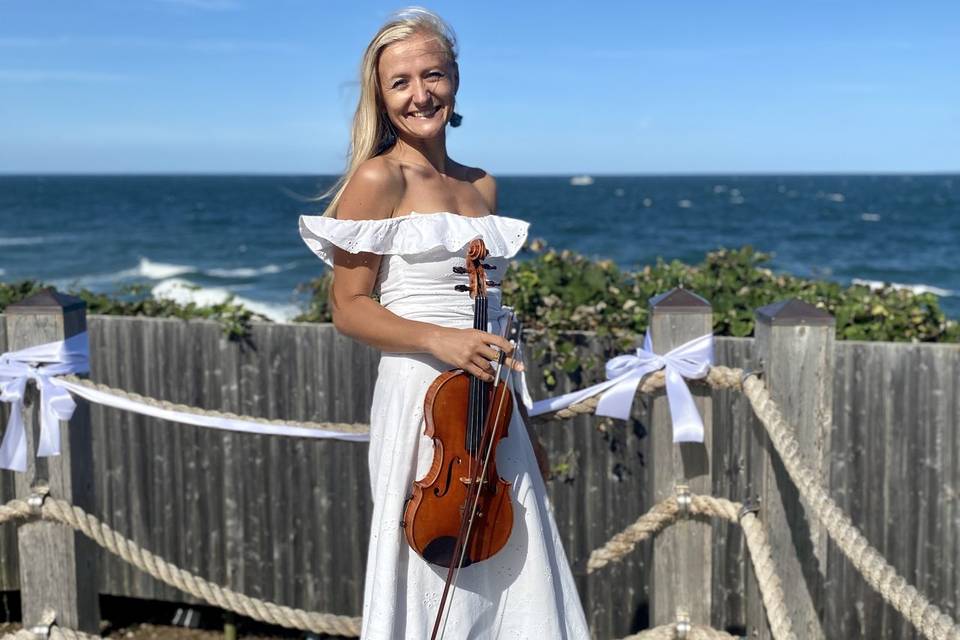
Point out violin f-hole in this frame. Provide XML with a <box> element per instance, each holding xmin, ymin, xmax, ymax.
<box><xmin>434</xmin><ymin>455</ymin><xmax>462</xmax><ymax>497</ymax></box>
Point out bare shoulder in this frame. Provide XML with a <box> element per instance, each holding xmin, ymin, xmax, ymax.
<box><xmin>462</xmin><ymin>165</ymin><xmax>497</xmax><ymax>214</ymax></box>
<box><xmin>336</xmin><ymin>156</ymin><xmax>405</xmax><ymax>221</ymax></box>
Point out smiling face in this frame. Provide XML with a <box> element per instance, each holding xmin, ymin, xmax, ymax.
<box><xmin>377</xmin><ymin>31</ymin><xmax>457</xmax><ymax>144</ymax></box>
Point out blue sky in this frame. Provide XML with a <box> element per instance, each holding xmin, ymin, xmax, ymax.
<box><xmin>1</xmin><ymin>0</ymin><xmax>957</xmax><ymax>174</ymax></box>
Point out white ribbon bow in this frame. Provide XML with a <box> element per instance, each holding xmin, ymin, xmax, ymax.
<box><xmin>0</xmin><ymin>332</ymin><xmax>90</xmax><ymax>472</ymax></box>
<box><xmin>529</xmin><ymin>331</ymin><xmax>714</xmax><ymax>443</ymax></box>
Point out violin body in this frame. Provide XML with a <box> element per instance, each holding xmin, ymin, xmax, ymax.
<box><xmin>403</xmin><ymin>369</ymin><xmax>514</xmax><ymax>568</ymax></box>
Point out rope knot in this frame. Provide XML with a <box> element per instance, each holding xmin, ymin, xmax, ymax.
<box><xmin>0</xmin><ymin>333</ymin><xmax>90</xmax><ymax>472</ymax></box>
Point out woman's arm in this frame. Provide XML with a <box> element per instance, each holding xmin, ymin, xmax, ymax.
<box><xmin>330</xmin><ymin>160</ymin><xmax>519</xmax><ymax>382</ymax></box>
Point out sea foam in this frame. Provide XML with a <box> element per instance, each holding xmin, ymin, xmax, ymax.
<box><xmin>205</xmin><ymin>264</ymin><xmax>284</xmax><ymax>278</ymax></box>
<box><xmin>0</xmin><ymin>236</ymin><xmax>48</xmax><ymax>247</ymax></box>
<box><xmin>134</xmin><ymin>258</ymin><xmax>194</xmax><ymax>279</ymax></box>
<box><xmin>852</xmin><ymin>278</ymin><xmax>955</xmax><ymax>297</ymax></box>
<box><xmin>151</xmin><ymin>278</ymin><xmax>299</xmax><ymax>322</ymax></box>
<box><xmin>132</xmin><ymin>258</ymin><xmax>289</xmax><ymax>280</ymax></box>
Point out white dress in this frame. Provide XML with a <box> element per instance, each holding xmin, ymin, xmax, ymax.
<box><xmin>299</xmin><ymin>212</ymin><xmax>590</xmax><ymax>640</ymax></box>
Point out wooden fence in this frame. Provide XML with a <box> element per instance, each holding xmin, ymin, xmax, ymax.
<box><xmin>0</xmin><ymin>292</ymin><xmax>958</xmax><ymax>638</ymax></box>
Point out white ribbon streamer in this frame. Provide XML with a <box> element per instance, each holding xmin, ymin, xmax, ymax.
<box><xmin>0</xmin><ymin>333</ymin><xmax>370</xmax><ymax>472</ymax></box>
<box><xmin>529</xmin><ymin>331</ymin><xmax>714</xmax><ymax>443</ymax></box>
<box><xmin>52</xmin><ymin>377</ymin><xmax>370</xmax><ymax>443</ymax></box>
<box><xmin>0</xmin><ymin>332</ymin><xmax>90</xmax><ymax>472</ymax></box>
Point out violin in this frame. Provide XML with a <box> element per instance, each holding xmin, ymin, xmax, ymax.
<box><xmin>401</xmin><ymin>239</ymin><xmax>519</xmax><ymax>639</ymax></box>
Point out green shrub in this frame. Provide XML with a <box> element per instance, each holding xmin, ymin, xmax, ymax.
<box><xmin>5</xmin><ymin>246</ymin><xmax>956</xmax><ymax>379</ymax></box>
<box><xmin>0</xmin><ymin>281</ymin><xmax>262</xmax><ymax>340</ymax></box>
<box><xmin>502</xmin><ymin>244</ymin><xmax>959</xmax><ymax>340</ymax></box>
<box><xmin>503</xmin><ymin>244</ymin><xmax>958</xmax><ymax>385</ymax></box>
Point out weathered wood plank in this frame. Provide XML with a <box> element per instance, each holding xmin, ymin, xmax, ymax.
<box><xmin>0</xmin><ymin>317</ymin><xmax>20</xmax><ymax>590</ymax></box>
<box><xmin>6</xmin><ymin>292</ymin><xmax>99</xmax><ymax>632</ymax></box>
<box><xmin>827</xmin><ymin>341</ymin><xmax>960</xmax><ymax>639</ymax></box>
<box><xmin>747</xmin><ymin>300</ymin><xmax>834</xmax><ymax>639</ymax></box>
<box><xmin>710</xmin><ymin>336</ymin><xmax>754</xmax><ymax>633</ymax></box>
<box><xmin>647</xmin><ymin>289</ymin><xmax>714</xmax><ymax>628</ymax></box>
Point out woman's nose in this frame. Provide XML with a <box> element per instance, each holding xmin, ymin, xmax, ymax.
<box><xmin>412</xmin><ymin>79</ymin><xmax>431</xmax><ymax>106</ymax></box>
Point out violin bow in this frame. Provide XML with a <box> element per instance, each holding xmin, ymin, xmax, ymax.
<box><xmin>431</xmin><ymin>312</ymin><xmax>520</xmax><ymax>640</ymax></box>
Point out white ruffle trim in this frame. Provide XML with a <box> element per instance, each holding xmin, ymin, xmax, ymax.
<box><xmin>298</xmin><ymin>212</ymin><xmax>530</xmax><ymax>267</ymax></box>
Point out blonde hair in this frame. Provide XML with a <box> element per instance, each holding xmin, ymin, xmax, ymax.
<box><xmin>321</xmin><ymin>7</ymin><xmax>459</xmax><ymax>217</ymax></box>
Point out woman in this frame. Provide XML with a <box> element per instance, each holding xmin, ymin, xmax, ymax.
<box><xmin>299</xmin><ymin>8</ymin><xmax>589</xmax><ymax>639</ymax></box>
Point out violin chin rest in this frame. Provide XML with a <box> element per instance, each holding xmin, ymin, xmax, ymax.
<box><xmin>423</xmin><ymin>536</ymin><xmax>473</xmax><ymax>569</ymax></box>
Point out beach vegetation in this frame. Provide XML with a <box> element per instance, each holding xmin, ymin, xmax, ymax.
<box><xmin>500</xmin><ymin>243</ymin><xmax>959</xmax><ymax>385</ymax></box>
<box><xmin>0</xmin><ymin>281</ymin><xmax>261</xmax><ymax>340</ymax></box>
<box><xmin>3</xmin><ymin>246</ymin><xmax>957</xmax><ymax>376</ymax></box>
<box><xmin>291</xmin><ymin>243</ymin><xmax>958</xmax><ymax>387</ymax></box>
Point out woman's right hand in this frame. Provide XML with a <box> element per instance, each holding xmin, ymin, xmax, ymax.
<box><xmin>427</xmin><ymin>327</ymin><xmax>524</xmax><ymax>381</ymax></box>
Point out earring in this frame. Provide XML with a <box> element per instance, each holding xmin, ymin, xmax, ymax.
<box><xmin>377</xmin><ymin>117</ymin><xmax>397</xmax><ymax>153</ymax></box>
<box><xmin>449</xmin><ymin>112</ymin><xmax>463</xmax><ymax>128</ymax></box>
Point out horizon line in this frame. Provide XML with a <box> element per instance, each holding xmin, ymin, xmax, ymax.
<box><xmin>1</xmin><ymin>170</ymin><xmax>958</xmax><ymax>178</ymax></box>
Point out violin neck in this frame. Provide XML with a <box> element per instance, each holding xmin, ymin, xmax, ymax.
<box><xmin>466</xmin><ymin>294</ymin><xmax>488</xmax><ymax>455</ymax></box>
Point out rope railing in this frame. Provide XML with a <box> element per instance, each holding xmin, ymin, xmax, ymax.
<box><xmin>0</xmin><ymin>497</ymin><xmax>362</xmax><ymax>638</ymax></box>
<box><xmin>59</xmin><ymin>366</ymin><xmax>752</xmax><ymax>434</ymax></box>
<box><xmin>529</xmin><ymin>365</ymin><xmax>743</xmax><ymax>423</ymax></box>
<box><xmin>588</xmin><ymin>491</ymin><xmax>796</xmax><ymax>640</ymax></box>
<box><xmin>4</xmin><ymin>363</ymin><xmax>958</xmax><ymax>639</ymax></box>
<box><xmin>741</xmin><ymin>374</ymin><xmax>960</xmax><ymax>640</ymax></box>
<box><xmin>533</xmin><ymin>363</ymin><xmax>960</xmax><ymax>640</ymax></box>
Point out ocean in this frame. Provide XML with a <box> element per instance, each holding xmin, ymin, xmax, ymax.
<box><xmin>0</xmin><ymin>174</ymin><xmax>957</xmax><ymax>321</ymax></box>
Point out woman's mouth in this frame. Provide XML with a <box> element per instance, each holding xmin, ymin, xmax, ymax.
<box><xmin>408</xmin><ymin>105</ymin><xmax>440</xmax><ymax>119</ymax></box>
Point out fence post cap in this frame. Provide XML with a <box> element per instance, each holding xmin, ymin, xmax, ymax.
<box><xmin>5</xmin><ymin>288</ymin><xmax>85</xmax><ymax>315</ymax></box>
<box><xmin>648</xmin><ymin>288</ymin><xmax>710</xmax><ymax>313</ymax></box>
<box><xmin>755</xmin><ymin>299</ymin><xmax>834</xmax><ymax>326</ymax></box>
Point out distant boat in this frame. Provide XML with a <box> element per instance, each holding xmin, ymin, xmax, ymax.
<box><xmin>570</xmin><ymin>175</ymin><xmax>594</xmax><ymax>186</ymax></box>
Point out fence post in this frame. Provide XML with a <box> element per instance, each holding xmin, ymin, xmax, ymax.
<box><xmin>746</xmin><ymin>299</ymin><xmax>834</xmax><ymax>639</ymax></box>
<box><xmin>647</xmin><ymin>288</ymin><xmax>713</xmax><ymax>628</ymax></box>
<box><xmin>5</xmin><ymin>289</ymin><xmax>99</xmax><ymax>633</ymax></box>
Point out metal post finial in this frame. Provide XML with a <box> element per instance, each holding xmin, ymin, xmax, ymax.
<box><xmin>27</xmin><ymin>484</ymin><xmax>51</xmax><ymax>516</ymax></box>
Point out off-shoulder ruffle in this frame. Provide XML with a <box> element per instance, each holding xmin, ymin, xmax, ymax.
<box><xmin>298</xmin><ymin>212</ymin><xmax>529</xmax><ymax>267</ymax></box>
